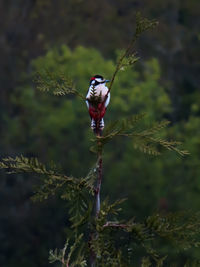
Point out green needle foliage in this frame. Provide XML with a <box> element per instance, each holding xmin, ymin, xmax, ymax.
<box><xmin>49</xmin><ymin>234</ymin><xmax>87</xmax><ymax>267</ymax></box>
<box><xmin>0</xmin><ymin>13</ymin><xmax>198</xmax><ymax>267</ymax></box>
<box><xmin>90</xmin><ymin>115</ymin><xmax>189</xmax><ymax>156</ymax></box>
<box><xmin>35</xmin><ymin>70</ymin><xmax>85</xmax><ymax>99</ymax></box>
<box><xmin>0</xmin><ymin>155</ymin><xmax>94</xmax><ymax>202</ymax></box>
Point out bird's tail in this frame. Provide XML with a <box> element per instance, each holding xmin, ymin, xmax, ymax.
<box><xmin>91</xmin><ymin>118</ymin><xmax>104</xmax><ymax>135</ymax></box>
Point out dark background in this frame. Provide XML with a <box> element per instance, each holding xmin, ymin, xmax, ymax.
<box><xmin>0</xmin><ymin>0</ymin><xmax>200</xmax><ymax>266</ymax></box>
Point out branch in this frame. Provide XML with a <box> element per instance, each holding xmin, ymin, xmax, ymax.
<box><xmin>105</xmin><ymin>13</ymin><xmax>158</xmax><ymax>99</ymax></box>
<box><xmin>0</xmin><ymin>156</ymin><xmax>94</xmax><ymax>201</ymax></box>
<box><xmin>103</xmin><ymin>222</ymin><xmax>129</xmax><ymax>229</ymax></box>
<box><xmin>34</xmin><ymin>70</ymin><xmax>85</xmax><ymax>100</ymax></box>
<box><xmin>90</xmin><ymin>117</ymin><xmax>189</xmax><ymax>156</ymax></box>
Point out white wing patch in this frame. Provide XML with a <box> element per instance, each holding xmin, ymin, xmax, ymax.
<box><xmin>85</xmin><ymin>100</ymin><xmax>89</xmax><ymax>108</ymax></box>
<box><xmin>105</xmin><ymin>93</ymin><xmax>110</xmax><ymax>107</ymax></box>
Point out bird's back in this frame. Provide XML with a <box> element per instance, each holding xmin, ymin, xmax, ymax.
<box><xmin>86</xmin><ymin>84</ymin><xmax>109</xmax><ymax>100</ymax></box>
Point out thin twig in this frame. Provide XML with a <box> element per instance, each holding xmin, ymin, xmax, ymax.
<box><xmin>102</xmin><ymin>31</ymin><xmax>139</xmax><ymax>106</ymax></box>
<box><xmin>103</xmin><ymin>222</ymin><xmax>128</xmax><ymax>229</ymax></box>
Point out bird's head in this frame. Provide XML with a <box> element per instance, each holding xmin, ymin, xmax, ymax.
<box><xmin>89</xmin><ymin>75</ymin><xmax>109</xmax><ymax>86</ymax></box>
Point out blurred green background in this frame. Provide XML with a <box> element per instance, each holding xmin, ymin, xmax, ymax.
<box><xmin>0</xmin><ymin>0</ymin><xmax>200</xmax><ymax>266</ymax></box>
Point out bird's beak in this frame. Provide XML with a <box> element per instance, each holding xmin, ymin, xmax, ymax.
<box><xmin>105</xmin><ymin>79</ymin><xmax>110</xmax><ymax>83</ymax></box>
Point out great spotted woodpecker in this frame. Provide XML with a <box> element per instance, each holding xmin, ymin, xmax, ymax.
<box><xmin>86</xmin><ymin>75</ymin><xmax>110</xmax><ymax>133</ymax></box>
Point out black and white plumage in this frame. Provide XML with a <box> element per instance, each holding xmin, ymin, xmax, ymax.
<box><xmin>86</xmin><ymin>75</ymin><xmax>110</xmax><ymax>132</ymax></box>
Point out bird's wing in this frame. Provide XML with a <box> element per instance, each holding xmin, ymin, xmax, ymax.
<box><xmin>85</xmin><ymin>86</ymin><xmax>91</xmax><ymax>109</ymax></box>
<box><xmin>86</xmin><ymin>99</ymin><xmax>89</xmax><ymax>108</ymax></box>
<box><xmin>105</xmin><ymin>92</ymin><xmax>110</xmax><ymax>107</ymax></box>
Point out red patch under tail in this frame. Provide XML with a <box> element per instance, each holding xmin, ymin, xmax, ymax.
<box><xmin>88</xmin><ymin>103</ymin><xmax>106</xmax><ymax>120</ymax></box>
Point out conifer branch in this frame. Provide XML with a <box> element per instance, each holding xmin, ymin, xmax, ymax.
<box><xmin>103</xmin><ymin>222</ymin><xmax>128</xmax><ymax>229</ymax></box>
<box><xmin>49</xmin><ymin>234</ymin><xmax>86</xmax><ymax>266</ymax></box>
<box><xmin>92</xmin><ymin>208</ymin><xmax>200</xmax><ymax>265</ymax></box>
<box><xmin>35</xmin><ymin>70</ymin><xmax>85</xmax><ymax>100</ymax></box>
<box><xmin>91</xmin><ymin>116</ymin><xmax>189</xmax><ymax>156</ymax></box>
<box><xmin>0</xmin><ymin>156</ymin><xmax>94</xmax><ymax>202</ymax></box>
<box><xmin>106</xmin><ymin>13</ymin><xmax>158</xmax><ymax>97</ymax></box>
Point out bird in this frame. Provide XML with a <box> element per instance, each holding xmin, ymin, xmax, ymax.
<box><xmin>86</xmin><ymin>75</ymin><xmax>110</xmax><ymax>134</ymax></box>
